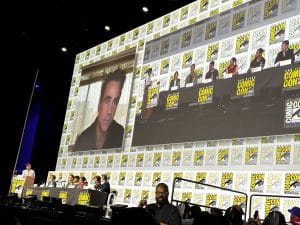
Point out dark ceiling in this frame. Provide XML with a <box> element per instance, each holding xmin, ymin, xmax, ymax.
<box><xmin>11</xmin><ymin>0</ymin><xmax>196</xmax><ymax>116</ymax></box>
<box><xmin>11</xmin><ymin>0</ymin><xmax>195</xmax><ymax>115</ymax></box>
<box><xmin>10</xmin><ymin>0</ymin><xmax>196</xmax><ymax>111</ymax></box>
<box><xmin>1</xmin><ymin>0</ymin><xmax>195</xmax><ymax>192</ymax></box>
<box><xmin>16</xmin><ymin>0</ymin><xmax>195</xmax><ymax>67</ymax></box>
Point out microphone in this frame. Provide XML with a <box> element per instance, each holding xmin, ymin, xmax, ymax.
<box><xmin>293</xmin><ymin>49</ymin><xmax>300</xmax><ymax>56</ymax></box>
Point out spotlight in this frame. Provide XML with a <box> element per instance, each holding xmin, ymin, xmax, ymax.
<box><xmin>142</xmin><ymin>6</ymin><xmax>149</xmax><ymax>12</ymax></box>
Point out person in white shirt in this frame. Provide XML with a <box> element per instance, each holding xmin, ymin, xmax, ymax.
<box><xmin>22</xmin><ymin>162</ymin><xmax>35</xmax><ymax>179</ymax></box>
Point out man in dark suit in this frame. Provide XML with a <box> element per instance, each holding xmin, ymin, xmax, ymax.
<box><xmin>274</xmin><ymin>40</ymin><xmax>295</xmax><ymax>65</ymax></box>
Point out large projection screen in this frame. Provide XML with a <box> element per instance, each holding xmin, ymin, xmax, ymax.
<box><xmin>53</xmin><ymin>0</ymin><xmax>300</xmax><ymax>218</ymax></box>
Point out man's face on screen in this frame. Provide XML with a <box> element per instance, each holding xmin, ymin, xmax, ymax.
<box><xmin>98</xmin><ymin>81</ymin><xmax>121</xmax><ymax>133</ymax></box>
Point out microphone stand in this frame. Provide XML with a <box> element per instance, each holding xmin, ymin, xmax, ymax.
<box><xmin>9</xmin><ymin>68</ymin><xmax>39</xmax><ymax>193</ymax></box>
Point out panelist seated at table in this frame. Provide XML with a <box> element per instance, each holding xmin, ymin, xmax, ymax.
<box><xmin>73</xmin><ymin>175</ymin><xmax>80</xmax><ymax>188</ymax></box>
<box><xmin>204</xmin><ymin>61</ymin><xmax>219</xmax><ymax>82</ymax></box>
<box><xmin>247</xmin><ymin>48</ymin><xmax>266</xmax><ymax>73</ymax></box>
<box><xmin>274</xmin><ymin>40</ymin><xmax>295</xmax><ymax>66</ymax></box>
<box><xmin>46</xmin><ymin>174</ymin><xmax>57</xmax><ymax>188</ymax></box>
<box><xmin>90</xmin><ymin>175</ymin><xmax>102</xmax><ymax>190</ymax></box>
<box><xmin>76</xmin><ymin>176</ymin><xmax>88</xmax><ymax>189</ymax></box>
<box><xmin>223</xmin><ymin>57</ymin><xmax>239</xmax><ymax>78</ymax></box>
<box><xmin>185</xmin><ymin>63</ymin><xmax>199</xmax><ymax>87</ymax></box>
<box><xmin>100</xmin><ymin>174</ymin><xmax>111</xmax><ymax>193</ymax></box>
<box><xmin>169</xmin><ymin>71</ymin><xmax>181</xmax><ymax>91</ymax></box>
<box><xmin>65</xmin><ymin>175</ymin><xmax>76</xmax><ymax>188</ymax></box>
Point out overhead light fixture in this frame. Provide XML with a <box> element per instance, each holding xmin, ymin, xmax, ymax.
<box><xmin>61</xmin><ymin>47</ymin><xmax>67</xmax><ymax>52</ymax></box>
<box><xmin>142</xmin><ymin>6</ymin><xmax>149</xmax><ymax>12</ymax></box>
<box><xmin>105</xmin><ymin>25</ymin><xmax>111</xmax><ymax>31</ymax></box>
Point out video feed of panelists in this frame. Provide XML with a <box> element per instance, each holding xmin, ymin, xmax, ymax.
<box><xmin>132</xmin><ymin>63</ymin><xmax>300</xmax><ymax>146</ymax></box>
<box><xmin>132</xmin><ymin>2</ymin><xmax>300</xmax><ymax>146</ymax></box>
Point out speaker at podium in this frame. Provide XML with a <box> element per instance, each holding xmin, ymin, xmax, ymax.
<box><xmin>10</xmin><ymin>175</ymin><xmax>35</xmax><ymax>197</ymax></box>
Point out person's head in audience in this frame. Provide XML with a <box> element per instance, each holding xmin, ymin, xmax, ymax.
<box><xmin>246</xmin><ymin>218</ymin><xmax>259</xmax><ymax>225</ymax></box>
<box><xmin>112</xmin><ymin>207</ymin><xmax>159</xmax><ymax>225</ymax></box>
<box><xmin>190</xmin><ymin>205</ymin><xmax>201</xmax><ymax>219</ymax></box>
<box><xmin>233</xmin><ymin>205</ymin><xmax>244</xmax><ymax>216</ymax></box>
<box><xmin>224</xmin><ymin>206</ymin><xmax>243</xmax><ymax>225</ymax></box>
<box><xmin>155</xmin><ymin>183</ymin><xmax>169</xmax><ymax>206</ymax></box>
<box><xmin>288</xmin><ymin>206</ymin><xmax>300</xmax><ymax>225</ymax></box>
<box><xmin>262</xmin><ymin>211</ymin><xmax>286</xmax><ymax>225</ymax></box>
<box><xmin>211</xmin><ymin>207</ymin><xmax>223</xmax><ymax>216</ymax></box>
<box><xmin>183</xmin><ymin>203</ymin><xmax>192</xmax><ymax>219</ymax></box>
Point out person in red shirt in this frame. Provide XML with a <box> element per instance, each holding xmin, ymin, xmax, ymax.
<box><xmin>76</xmin><ymin>176</ymin><xmax>88</xmax><ymax>189</ymax></box>
<box><xmin>225</xmin><ymin>57</ymin><xmax>238</xmax><ymax>76</ymax></box>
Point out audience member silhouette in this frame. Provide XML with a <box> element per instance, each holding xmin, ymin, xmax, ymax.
<box><xmin>111</xmin><ymin>207</ymin><xmax>160</xmax><ymax>225</ymax></box>
<box><xmin>262</xmin><ymin>211</ymin><xmax>286</xmax><ymax>225</ymax></box>
<box><xmin>224</xmin><ymin>206</ymin><xmax>244</xmax><ymax>225</ymax></box>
